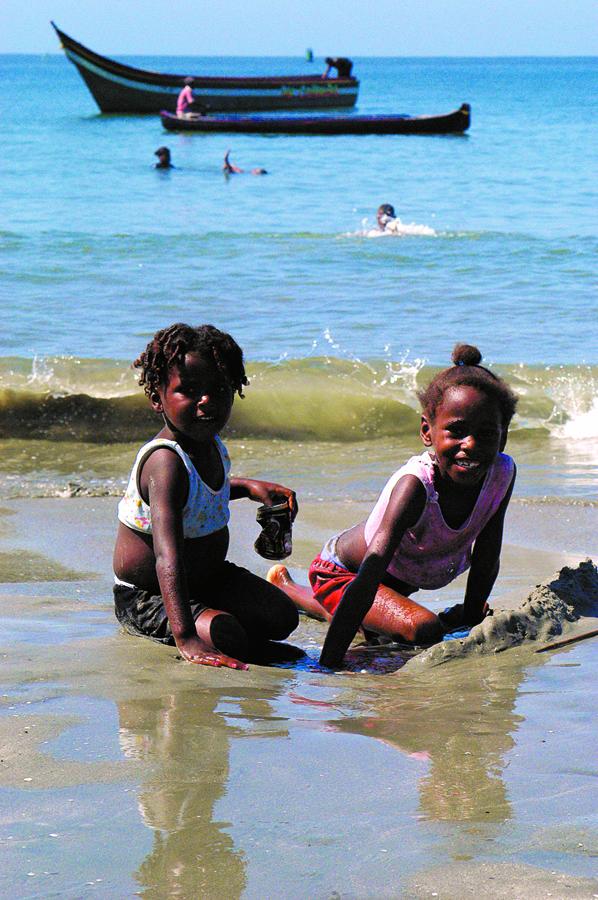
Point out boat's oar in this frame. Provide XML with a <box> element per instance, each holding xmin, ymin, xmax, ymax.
<box><xmin>534</xmin><ymin>627</ymin><xmax>598</xmax><ymax>654</ymax></box>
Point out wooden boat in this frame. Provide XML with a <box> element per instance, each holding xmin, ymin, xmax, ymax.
<box><xmin>160</xmin><ymin>104</ymin><xmax>471</xmax><ymax>135</ymax></box>
<box><xmin>51</xmin><ymin>23</ymin><xmax>359</xmax><ymax>113</ymax></box>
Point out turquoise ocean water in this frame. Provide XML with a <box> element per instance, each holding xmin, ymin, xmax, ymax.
<box><xmin>0</xmin><ymin>53</ymin><xmax>597</xmax><ymax>508</ymax></box>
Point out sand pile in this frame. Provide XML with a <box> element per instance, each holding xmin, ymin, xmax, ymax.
<box><xmin>405</xmin><ymin>559</ymin><xmax>598</xmax><ymax>669</ymax></box>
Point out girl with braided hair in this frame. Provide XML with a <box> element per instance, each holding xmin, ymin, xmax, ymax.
<box><xmin>113</xmin><ymin>323</ymin><xmax>298</xmax><ymax>669</ymax></box>
<box><xmin>269</xmin><ymin>343</ymin><xmax>518</xmax><ymax>669</ymax></box>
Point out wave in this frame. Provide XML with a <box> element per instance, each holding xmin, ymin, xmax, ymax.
<box><xmin>0</xmin><ymin>355</ymin><xmax>596</xmax><ymax>446</ymax></box>
<box><xmin>1</xmin><ymin>227</ymin><xmax>596</xmax><ymax>244</ymax></box>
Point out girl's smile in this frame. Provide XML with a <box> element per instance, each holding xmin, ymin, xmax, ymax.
<box><xmin>153</xmin><ymin>352</ymin><xmax>234</xmax><ymax>443</ymax></box>
<box><xmin>421</xmin><ymin>385</ymin><xmax>504</xmax><ymax>487</ymax></box>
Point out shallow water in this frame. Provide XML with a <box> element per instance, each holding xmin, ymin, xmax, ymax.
<box><xmin>0</xmin><ymin>499</ymin><xmax>595</xmax><ymax>897</ymax></box>
<box><xmin>1</xmin><ymin>576</ymin><xmax>597</xmax><ymax>897</ymax></box>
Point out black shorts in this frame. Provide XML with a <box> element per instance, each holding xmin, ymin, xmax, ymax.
<box><xmin>113</xmin><ymin>582</ymin><xmax>208</xmax><ymax>644</ymax></box>
<box><xmin>113</xmin><ymin>560</ymin><xmax>298</xmax><ymax>645</ymax></box>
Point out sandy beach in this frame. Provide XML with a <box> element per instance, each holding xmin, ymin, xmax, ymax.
<box><xmin>1</xmin><ymin>495</ymin><xmax>596</xmax><ymax>898</ymax></box>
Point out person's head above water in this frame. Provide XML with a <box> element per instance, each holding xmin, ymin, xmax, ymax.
<box><xmin>377</xmin><ymin>203</ymin><xmax>396</xmax><ymax>228</ymax></box>
<box><xmin>154</xmin><ymin>146</ymin><xmax>172</xmax><ymax>168</ymax></box>
<box><xmin>417</xmin><ymin>343</ymin><xmax>518</xmax><ymax>449</ymax></box>
<box><xmin>133</xmin><ymin>322</ymin><xmax>249</xmax><ymax>400</ymax></box>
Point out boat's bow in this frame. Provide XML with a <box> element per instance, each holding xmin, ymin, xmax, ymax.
<box><xmin>51</xmin><ymin>23</ymin><xmax>360</xmax><ymax>114</ymax></box>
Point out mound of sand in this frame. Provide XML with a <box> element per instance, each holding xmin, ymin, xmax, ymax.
<box><xmin>404</xmin><ymin>559</ymin><xmax>598</xmax><ymax>669</ymax></box>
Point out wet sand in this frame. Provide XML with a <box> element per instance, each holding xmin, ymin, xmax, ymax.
<box><xmin>1</xmin><ymin>497</ymin><xmax>597</xmax><ymax>898</ymax></box>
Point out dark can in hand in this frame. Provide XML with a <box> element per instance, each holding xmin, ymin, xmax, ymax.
<box><xmin>254</xmin><ymin>501</ymin><xmax>293</xmax><ymax>560</ymax></box>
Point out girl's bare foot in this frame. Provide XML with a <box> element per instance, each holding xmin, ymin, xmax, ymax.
<box><xmin>266</xmin><ymin>565</ymin><xmax>329</xmax><ymax>621</ymax></box>
<box><xmin>267</xmin><ymin>563</ymin><xmax>293</xmax><ymax>587</ymax></box>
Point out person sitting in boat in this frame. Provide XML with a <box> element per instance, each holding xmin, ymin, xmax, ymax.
<box><xmin>223</xmin><ymin>150</ymin><xmax>267</xmax><ymax>176</ymax></box>
<box><xmin>322</xmin><ymin>57</ymin><xmax>353</xmax><ymax>79</ymax></box>
<box><xmin>154</xmin><ymin>147</ymin><xmax>173</xmax><ymax>169</ymax></box>
<box><xmin>176</xmin><ymin>77</ymin><xmax>195</xmax><ymax>117</ymax></box>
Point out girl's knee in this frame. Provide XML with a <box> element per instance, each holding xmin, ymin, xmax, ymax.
<box><xmin>409</xmin><ymin>611</ymin><xmax>443</xmax><ymax>645</ymax></box>
<box><xmin>269</xmin><ymin>597</ymin><xmax>299</xmax><ymax>641</ymax></box>
<box><xmin>198</xmin><ymin>610</ymin><xmax>249</xmax><ymax>659</ymax></box>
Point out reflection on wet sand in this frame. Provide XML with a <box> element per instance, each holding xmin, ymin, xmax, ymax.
<box><xmin>117</xmin><ymin>686</ymin><xmax>287</xmax><ymax>898</ymax></box>
<box><xmin>334</xmin><ymin>655</ymin><xmax>530</xmax><ymax>823</ymax></box>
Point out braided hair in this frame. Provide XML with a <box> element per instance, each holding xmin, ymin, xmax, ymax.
<box><xmin>134</xmin><ymin>323</ymin><xmax>249</xmax><ymax>399</ymax></box>
<box><xmin>417</xmin><ymin>344</ymin><xmax>518</xmax><ymax>428</ymax></box>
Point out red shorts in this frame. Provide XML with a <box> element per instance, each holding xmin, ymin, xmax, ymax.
<box><xmin>308</xmin><ymin>554</ymin><xmax>357</xmax><ymax>617</ymax></box>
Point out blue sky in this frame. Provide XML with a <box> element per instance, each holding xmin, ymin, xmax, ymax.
<box><xmin>3</xmin><ymin>0</ymin><xmax>597</xmax><ymax>55</ymax></box>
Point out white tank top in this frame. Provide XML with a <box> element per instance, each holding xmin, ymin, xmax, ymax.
<box><xmin>117</xmin><ymin>436</ymin><xmax>231</xmax><ymax>538</ymax></box>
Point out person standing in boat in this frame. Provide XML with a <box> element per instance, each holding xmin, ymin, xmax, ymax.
<box><xmin>321</xmin><ymin>57</ymin><xmax>353</xmax><ymax>79</ymax></box>
<box><xmin>176</xmin><ymin>77</ymin><xmax>195</xmax><ymax>117</ymax></box>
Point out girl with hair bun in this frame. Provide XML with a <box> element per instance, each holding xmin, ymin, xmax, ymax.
<box><xmin>269</xmin><ymin>343</ymin><xmax>518</xmax><ymax>669</ymax></box>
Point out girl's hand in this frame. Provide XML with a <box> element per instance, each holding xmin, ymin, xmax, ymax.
<box><xmin>251</xmin><ymin>480</ymin><xmax>298</xmax><ymax>520</ymax></box>
<box><xmin>176</xmin><ymin>635</ymin><xmax>248</xmax><ymax>670</ymax></box>
<box><xmin>230</xmin><ymin>477</ymin><xmax>298</xmax><ymax>519</ymax></box>
<box><xmin>438</xmin><ymin>602</ymin><xmax>491</xmax><ymax>630</ymax></box>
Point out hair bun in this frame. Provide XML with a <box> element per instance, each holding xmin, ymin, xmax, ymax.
<box><xmin>452</xmin><ymin>343</ymin><xmax>482</xmax><ymax>367</ymax></box>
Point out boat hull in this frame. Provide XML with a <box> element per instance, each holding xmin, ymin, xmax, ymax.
<box><xmin>160</xmin><ymin>105</ymin><xmax>471</xmax><ymax>135</ymax></box>
<box><xmin>52</xmin><ymin>23</ymin><xmax>359</xmax><ymax>113</ymax></box>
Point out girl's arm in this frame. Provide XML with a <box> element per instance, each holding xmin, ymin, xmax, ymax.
<box><xmin>146</xmin><ymin>450</ymin><xmax>247</xmax><ymax>669</ymax></box>
<box><xmin>230</xmin><ymin>476</ymin><xmax>298</xmax><ymax>518</ymax></box>
<box><xmin>319</xmin><ymin>475</ymin><xmax>425</xmax><ymax>669</ymax></box>
<box><xmin>442</xmin><ymin>466</ymin><xmax>517</xmax><ymax>628</ymax></box>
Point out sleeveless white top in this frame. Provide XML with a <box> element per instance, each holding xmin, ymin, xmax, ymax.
<box><xmin>117</xmin><ymin>436</ymin><xmax>231</xmax><ymax>538</ymax></box>
<box><xmin>363</xmin><ymin>450</ymin><xmax>515</xmax><ymax>590</ymax></box>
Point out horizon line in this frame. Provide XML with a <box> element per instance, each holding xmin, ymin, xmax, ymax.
<box><xmin>1</xmin><ymin>51</ymin><xmax>597</xmax><ymax>59</ymax></box>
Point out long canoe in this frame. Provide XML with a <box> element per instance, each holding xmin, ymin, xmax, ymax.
<box><xmin>51</xmin><ymin>23</ymin><xmax>359</xmax><ymax>113</ymax></box>
<box><xmin>160</xmin><ymin>104</ymin><xmax>471</xmax><ymax>135</ymax></box>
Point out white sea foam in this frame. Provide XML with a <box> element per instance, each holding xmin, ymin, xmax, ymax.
<box><xmin>548</xmin><ymin>374</ymin><xmax>598</xmax><ymax>441</ymax></box>
<box><xmin>16</xmin><ymin>355</ymin><xmax>136</xmax><ymax>398</ymax></box>
<box><xmin>315</xmin><ymin>329</ymin><xmax>425</xmax><ymax>390</ymax></box>
<box><xmin>554</xmin><ymin>400</ymin><xmax>598</xmax><ymax>441</ymax></box>
<box><xmin>357</xmin><ymin>216</ymin><xmax>436</xmax><ymax>238</ymax></box>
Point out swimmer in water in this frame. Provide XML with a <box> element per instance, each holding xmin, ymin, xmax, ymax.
<box><xmin>367</xmin><ymin>203</ymin><xmax>436</xmax><ymax>238</ymax></box>
<box><xmin>223</xmin><ymin>150</ymin><xmax>267</xmax><ymax>176</ymax></box>
<box><xmin>377</xmin><ymin>203</ymin><xmax>397</xmax><ymax>230</ymax></box>
<box><xmin>364</xmin><ymin>203</ymin><xmax>435</xmax><ymax>238</ymax></box>
<box><xmin>154</xmin><ymin>147</ymin><xmax>173</xmax><ymax>169</ymax></box>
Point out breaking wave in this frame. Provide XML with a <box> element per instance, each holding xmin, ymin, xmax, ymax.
<box><xmin>0</xmin><ymin>354</ymin><xmax>596</xmax><ymax>446</ymax></box>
